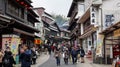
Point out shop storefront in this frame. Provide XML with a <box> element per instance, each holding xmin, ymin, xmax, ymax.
<box><xmin>2</xmin><ymin>34</ymin><xmax>21</xmax><ymax>64</ymax></box>
<box><xmin>2</xmin><ymin>34</ymin><xmax>20</xmax><ymax>53</ymax></box>
<box><xmin>104</xmin><ymin>28</ymin><xmax>120</xmax><ymax>64</ymax></box>
<box><xmin>99</xmin><ymin>8</ymin><xmax>120</xmax><ymax>64</ymax></box>
<box><xmin>0</xmin><ymin>21</ymin><xmax>39</xmax><ymax>64</ymax></box>
<box><xmin>79</xmin><ymin>25</ymin><xmax>98</xmax><ymax>62</ymax></box>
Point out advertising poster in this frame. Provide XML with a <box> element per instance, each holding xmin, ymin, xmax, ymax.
<box><xmin>10</xmin><ymin>37</ymin><xmax>20</xmax><ymax>64</ymax></box>
<box><xmin>2</xmin><ymin>37</ymin><xmax>11</xmax><ymax>51</ymax></box>
<box><xmin>96</xmin><ymin>34</ymin><xmax>104</xmax><ymax>56</ymax></box>
<box><xmin>10</xmin><ymin>37</ymin><xmax>20</xmax><ymax>55</ymax></box>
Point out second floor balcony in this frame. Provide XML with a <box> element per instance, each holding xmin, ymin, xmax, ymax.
<box><xmin>82</xmin><ymin>18</ymin><xmax>95</xmax><ymax>34</ymax></box>
<box><xmin>84</xmin><ymin>25</ymin><xmax>94</xmax><ymax>34</ymax></box>
<box><xmin>5</xmin><ymin>0</ymin><xmax>39</xmax><ymax>28</ymax></box>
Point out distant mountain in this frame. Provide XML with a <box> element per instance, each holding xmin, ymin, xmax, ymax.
<box><xmin>60</xmin><ymin>22</ymin><xmax>69</xmax><ymax>29</ymax></box>
<box><xmin>52</xmin><ymin>14</ymin><xmax>69</xmax><ymax>27</ymax></box>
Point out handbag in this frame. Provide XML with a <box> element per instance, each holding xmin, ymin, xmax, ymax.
<box><xmin>80</xmin><ymin>53</ymin><xmax>84</xmax><ymax>57</ymax></box>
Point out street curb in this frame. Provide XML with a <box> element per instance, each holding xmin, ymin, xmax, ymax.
<box><xmin>85</xmin><ymin>58</ymin><xmax>112</xmax><ymax>67</ymax></box>
<box><xmin>16</xmin><ymin>54</ymin><xmax>50</xmax><ymax>67</ymax></box>
<box><xmin>32</xmin><ymin>54</ymin><xmax>50</xmax><ymax>67</ymax></box>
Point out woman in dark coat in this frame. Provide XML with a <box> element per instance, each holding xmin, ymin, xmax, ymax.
<box><xmin>2</xmin><ymin>50</ymin><xmax>16</xmax><ymax>67</ymax></box>
<box><xmin>80</xmin><ymin>47</ymin><xmax>85</xmax><ymax>63</ymax></box>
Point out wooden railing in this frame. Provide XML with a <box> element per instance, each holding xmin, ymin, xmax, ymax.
<box><xmin>84</xmin><ymin>25</ymin><xmax>94</xmax><ymax>33</ymax></box>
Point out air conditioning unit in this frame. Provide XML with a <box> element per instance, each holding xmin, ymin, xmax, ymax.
<box><xmin>92</xmin><ymin>0</ymin><xmax>102</xmax><ymax>6</ymax></box>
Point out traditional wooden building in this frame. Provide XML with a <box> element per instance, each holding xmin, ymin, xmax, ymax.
<box><xmin>34</xmin><ymin>7</ymin><xmax>60</xmax><ymax>44</ymax></box>
<box><xmin>67</xmin><ymin>0</ymin><xmax>79</xmax><ymax>46</ymax></box>
<box><xmin>0</xmin><ymin>0</ymin><xmax>39</xmax><ymax>53</ymax></box>
<box><xmin>68</xmin><ymin>0</ymin><xmax>120</xmax><ymax>65</ymax></box>
<box><xmin>67</xmin><ymin>0</ymin><xmax>100</xmax><ymax>64</ymax></box>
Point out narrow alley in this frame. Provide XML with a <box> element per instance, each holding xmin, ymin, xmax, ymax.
<box><xmin>0</xmin><ymin>0</ymin><xmax>120</xmax><ymax>67</ymax></box>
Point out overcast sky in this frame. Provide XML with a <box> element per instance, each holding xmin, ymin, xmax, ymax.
<box><xmin>31</xmin><ymin>0</ymin><xmax>72</xmax><ymax>17</ymax></box>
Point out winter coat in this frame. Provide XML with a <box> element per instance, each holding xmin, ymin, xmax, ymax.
<box><xmin>31</xmin><ymin>50</ymin><xmax>37</xmax><ymax>59</ymax></box>
<box><xmin>54</xmin><ymin>50</ymin><xmax>61</xmax><ymax>58</ymax></box>
<box><xmin>71</xmin><ymin>49</ymin><xmax>77</xmax><ymax>57</ymax></box>
<box><xmin>80</xmin><ymin>49</ymin><xmax>85</xmax><ymax>57</ymax></box>
<box><xmin>20</xmin><ymin>49</ymin><xmax>31</xmax><ymax>67</ymax></box>
<box><xmin>2</xmin><ymin>51</ymin><xmax>16</xmax><ymax>67</ymax></box>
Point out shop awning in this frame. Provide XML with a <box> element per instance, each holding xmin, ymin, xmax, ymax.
<box><xmin>77</xmin><ymin>8</ymin><xmax>90</xmax><ymax>23</ymax></box>
<box><xmin>100</xmin><ymin>21</ymin><xmax>120</xmax><ymax>34</ymax></box>
<box><xmin>0</xmin><ymin>14</ymin><xmax>11</xmax><ymax>23</ymax></box>
<box><xmin>13</xmin><ymin>28</ymin><xmax>34</xmax><ymax>37</ymax></box>
<box><xmin>0</xmin><ymin>14</ymin><xmax>17</xmax><ymax>29</ymax></box>
<box><xmin>79</xmin><ymin>27</ymin><xmax>97</xmax><ymax>39</ymax></box>
<box><xmin>34</xmin><ymin>33</ymin><xmax>41</xmax><ymax>38</ymax></box>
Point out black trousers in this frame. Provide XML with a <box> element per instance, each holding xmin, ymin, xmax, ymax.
<box><xmin>0</xmin><ymin>63</ymin><xmax>2</xmax><ymax>67</ymax></box>
<box><xmin>72</xmin><ymin>56</ymin><xmax>77</xmax><ymax>64</ymax></box>
<box><xmin>32</xmin><ymin>58</ymin><xmax>36</xmax><ymax>64</ymax></box>
<box><xmin>64</xmin><ymin>58</ymin><xmax>68</xmax><ymax>64</ymax></box>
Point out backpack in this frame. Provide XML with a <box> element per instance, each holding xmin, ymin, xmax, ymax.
<box><xmin>3</xmin><ymin>58</ymin><xmax>10</xmax><ymax>64</ymax></box>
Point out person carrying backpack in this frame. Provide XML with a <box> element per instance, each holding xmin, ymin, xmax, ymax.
<box><xmin>2</xmin><ymin>47</ymin><xmax>16</xmax><ymax>67</ymax></box>
<box><xmin>80</xmin><ymin>47</ymin><xmax>85</xmax><ymax>63</ymax></box>
<box><xmin>64</xmin><ymin>50</ymin><xmax>69</xmax><ymax>65</ymax></box>
<box><xmin>54</xmin><ymin>48</ymin><xmax>61</xmax><ymax>66</ymax></box>
<box><xmin>31</xmin><ymin>47</ymin><xmax>37</xmax><ymax>64</ymax></box>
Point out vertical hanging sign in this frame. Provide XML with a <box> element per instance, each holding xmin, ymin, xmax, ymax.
<box><xmin>90</xmin><ymin>7</ymin><xmax>97</xmax><ymax>25</ymax></box>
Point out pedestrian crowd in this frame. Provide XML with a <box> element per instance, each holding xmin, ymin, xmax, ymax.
<box><xmin>0</xmin><ymin>44</ymin><xmax>40</xmax><ymax>67</ymax></box>
<box><xmin>0</xmin><ymin>42</ymin><xmax>85</xmax><ymax>67</ymax></box>
<box><xmin>53</xmin><ymin>43</ymin><xmax>85</xmax><ymax>66</ymax></box>
<box><xmin>36</xmin><ymin>42</ymin><xmax>85</xmax><ymax>66</ymax></box>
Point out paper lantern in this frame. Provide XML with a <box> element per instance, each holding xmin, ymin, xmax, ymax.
<box><xmin>16</xmin><ymin>0</ymin><xmax>19</xmax><ymax>2</ymax></box>
<box><xmin>25</xmin><ymin>4</ymin><xmax>28</xmax><ymax>7</ymax></box>
<box><xmin>34</xmin><ymin>39</ymin><xmax>41</xmax><ymax>44</ymax></box>
<box><xmin>21</xmin><ymin>2</ymin><xmax>24</xmax><ymax>5</ymax></box>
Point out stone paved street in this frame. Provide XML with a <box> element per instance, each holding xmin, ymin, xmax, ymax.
<box><xmin>16</xmin><ymin>53</ymin><xmax>111</xmax><ymax>67</ymax></box>
<box><xmin>32</xmin><ymin>53</ymin><xmax>50</xmax><ymax>67</ymax></box>
<box><xmin>38</xmin><ymin>53</ymin><xmax>111</xmax><ymax>67</ymax></box>
<box><xmin>36</xmin><ymin>52</ymin><xmax>112</xmax><ymax>67</ymax></box>
<box><xmin>39</xmin><ymin>53</ymin><xmax>77</xmax><ymax>67</ymax></box>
